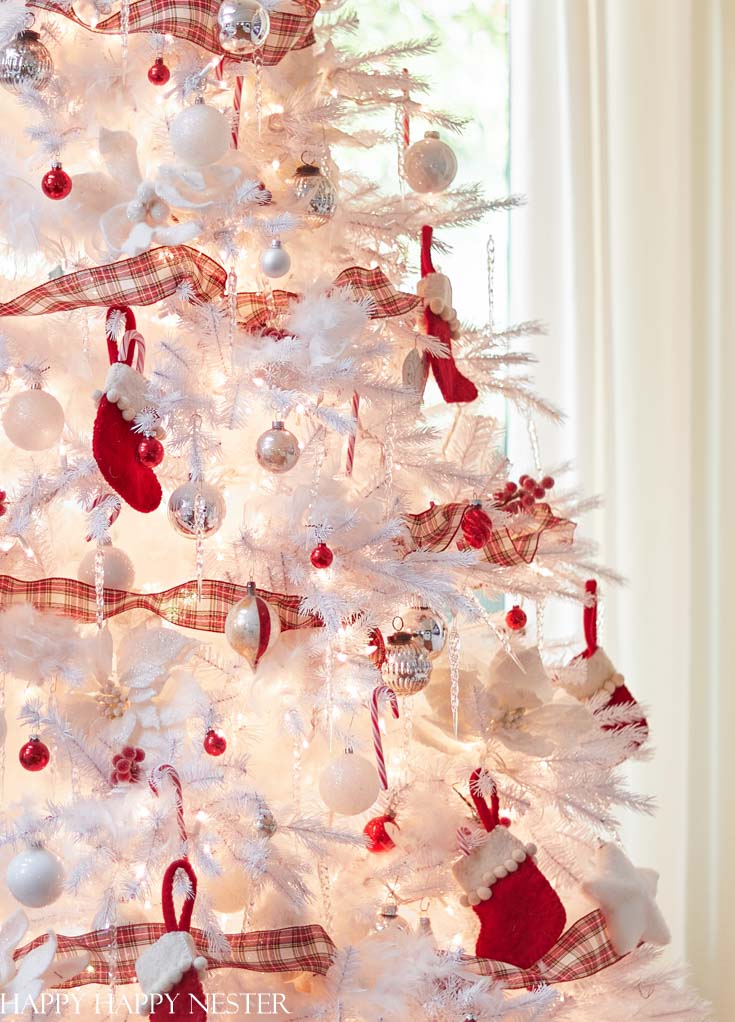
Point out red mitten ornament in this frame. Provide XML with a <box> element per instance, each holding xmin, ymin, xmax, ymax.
<box><xmin>560</xmin><ymin>580</ymin><xmax>648</xmax><ymax>743</ymax></box>
<box><xmin>418</xmin><ymin>226</ymin><xmax>478</xmax><ymax>404</ymax></box>
<box><xmin>452</xmin><ymin>769</ymin><xmax>566</xmax><ymax>968</ymax></box>
<box><xmin>92</xmin><ymin>306</ymin><xmax>163</xmax><ymax>514</ymax></box>
<box><xmin>135</xmin><ymin>859</ymin><xmax>207</xmax><ymax>1022</ymax></box>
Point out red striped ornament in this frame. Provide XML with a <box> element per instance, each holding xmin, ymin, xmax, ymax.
<box><xmin>224</xmin><ymin>581</ymin><xmax>281</xmax><ymax>668</ymax></box>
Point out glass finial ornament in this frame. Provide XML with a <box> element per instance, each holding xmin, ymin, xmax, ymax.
<box><xmin>0</xmin><ymin>30</ymin><xmax>53</xmax><ymax>92</ymax></box>
<box><xmin>380</xmin><ymin>617</ymin><xmax>432</xmax><ymax>696</ymax></box>
<box><xmin>292</xmin><ymin>161</ymin><xmax>337</xmax><ymax>225</ymax></box>
<box><xmin>217</xmin><ymin>0</ymin><xmax>270</xmax><ymax>55</ymax></box>
<box><xmin>225</xmin><ymin>581</ymin><xmax>281</xmax><ymax>669</ymax></box>
<box><xmin>167</xmin><ymin>479</ymin><xmax>226</xmax><ymax>539</ymax></box>
<box><xmin>169</xmin><ymin>97</ymin><xmax>230</xmax><ymax>168</ymax></box>
<box><xmin>256</xmin><ymin>421</ymin><xmax>301</xmax><ymax>474</ymax></box>
<box><xmin>2</xmin><ymin>388</ymin><xmax>64</xmax><ymax>450</ymax></box>
<box><xmin>147</xmin><ymin>56</ymin><xmax>170</xmax><ymax>85</ymax></box>
<box><xmin>41</xmin><ymin>161</ymin><xmax>73</xmax><ymax>200</ymax></box>
<box><xmin>401</xmin><ymin>605</ymin><xmax>447</xmax><ymax>658</ymax></box>
<box><xmin>505</xmin><ymin>605</ymin><xmax>528</xmax><ymax>631</ymax></box>
<box><xmin>260</xmin><ymin>239</ymin><xmax>291</xmax><ymax>278</ymax></box>
<box><xmin>19</xmin><ymin>737</ymin><xmax>50</xmax><ymax>772</ymax></box>
<box><xmin>403</xmin><ymin>130</ymin><xmax>458</xmax><ymax>194</ymax></box>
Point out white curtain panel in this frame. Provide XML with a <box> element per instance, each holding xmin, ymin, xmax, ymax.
<box><xmin>508</xmin><ymin>0</ymin><xmax>735</xmax><ymax>1013</ymax></box>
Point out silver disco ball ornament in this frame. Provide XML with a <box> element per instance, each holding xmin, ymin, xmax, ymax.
<box><xmin>401</xmin><ymin>605</ymin><xmax>448</xmax><ymax>659</ymax></box>
<box><xmin>292</xmin><ymin>162</ymin><xmax>337</xmax><ymax>225</ymax></box>
<box><xmin>0</xmin><ymin>31</ymin><xmax>53</xmax><ymax>92</ymax></box>
<box><xmin>255</xmin><ymin>421</ymin><xmax>301</xmax><ymax>474</ymax></box>
<box><xmin>380</xmin><ymin>618</ymin><xmax>433</xmax><ymax>696</ymax></box>
<box><xmin>217</xmin><ymin>0</ymin><xmax>270</xmax><ymax>55</ymax></box>
<box><xmin>167</xmin><ymin>480</ymin><xmax>226</xmax><ymax>539</ymax></box>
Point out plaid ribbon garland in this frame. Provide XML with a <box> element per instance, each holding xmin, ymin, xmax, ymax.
<box><xmin>463</xmin><ymin>910</ymin><xmax>622</xmax><ymax>988</ymax></box>
<box><xmin>0</xmin><ymin>575</ymin><xmax>322</xmax><ymax>634</ymax></box>
<box><xmin>29</xmin><ymin>0</ymin><xmax>320</xmax><ymax>64</ymax></box>
<box><xmin>0</xmin><ymin>247</ymin><xmax>420</xmax><ymax>325</ymax></box>
<box><xmin>14</xmin><ymin>923</ymin><xmax>335</xmax><ymax>989</ymax></box>
<box><xmin>402</xmin><ymin>502</ymin><xmax>575</xmax><ymax>568</ymax></box>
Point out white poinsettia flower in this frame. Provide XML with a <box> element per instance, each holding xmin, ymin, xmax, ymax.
<box><xmin>0</xmin><ymin>910</ymin><xmax>89</xmax><ymax>1014</ymax></box>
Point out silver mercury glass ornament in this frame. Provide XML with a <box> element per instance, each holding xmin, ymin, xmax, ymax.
<box><xmin>255</xmin><ymin>421</ymin><xmax>301</xmax><ymax>474</ymax></box>
<box><xmin>380</xmin><ymin>617</ymin><xmax>433</xmax><ymax>696</ymax></box>
<box><xmin>167</xmin><ymin>479</ymin><xmax>226</xmax><ymax>539</ymax></box>
<box><xmin>217</xmin><ymin>0</ymin><xmax>270</xmax><ymax>55</ymax></box>
<box><xmin>373</xmin><ymin>902</ymin><xmax>410</xmax><ymax>933</ymax></box>
<box><xmin>292</xmin><ymin>161</ymin><xmax>337</xmax><ymax>225</ymax></box>
<box><xmin>0</xmin><ymin>30</ymin><xmax>53</xmax><ymax>92</ymax></box>
<box><xmin>401</xmin><ymin>605</ymin><xmax>448</xmax><ymax>658</ymax></box>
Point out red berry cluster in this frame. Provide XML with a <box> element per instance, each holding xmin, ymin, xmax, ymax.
<box><xmin>111</xmin><ymin>745</ymin><xmax>146</xmax><ymax>785</ymax></box>
<box><xmin>0</xmin><ymin>489</ymin><xmax>7</xmax><ymax>518</ymax></box>
<box><xmin>494</xmin><ymin>474</ymin><xmax>555</xmax><ymax>514</ymax></box>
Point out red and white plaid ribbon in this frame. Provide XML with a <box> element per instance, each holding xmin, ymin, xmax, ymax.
<box><xmin>29</xmin><ymin>0</ymin><xmax>320</xmax><ymax>64</ymax></box>
<box><xmin>14</xmin><ymin>923</ymin><xmax>336</xmax><ymax>988</ymax></box>
<box><xmin>0</xmin><ymin>248</ymin><xmax>420</xmax><ymax>325</ymax></box>
<box><xmin>463</xmin><ymin>909</ymin><xmax>624</xmax><ymax>988</ymax></box>
<box><xmin>370</xmin><ymin>684</ymin><xmax>399</xmax><ymax>789</ymax></box>
<box><xmin>149</xmin><ymin>764</ymin><xmax>188</xmax><ymax>854</ymax></box>
<box><xmin>401</xmin><ymin>501</ymin><xmax>575</xmax><ymax>568</ymax></box>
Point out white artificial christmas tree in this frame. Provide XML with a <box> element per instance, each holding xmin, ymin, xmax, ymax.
<box><xmin>0</xmin><ymin>1</ymin><xmax>709</xmax><ymax>1020</ymax></box>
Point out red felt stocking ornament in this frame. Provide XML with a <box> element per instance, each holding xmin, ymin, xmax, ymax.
<box><xmin>418</xmin><ymin>226</ymin><xmax>478</xmax><ymax>404</ymax></box>
<box><xmin>92</xmin><ymin>306</ymin><xmax>163</xmax><ymax>514</ymax></box>
<box><xmin>135</xmin><ymin>858</ymin><xmax>208</xmax><ymax>1022</ymax></box>
<box><xmin>560</xmin><ymin>580</ymin><xmax>648</xmax><ymax>745</ymax></box>
<box><xmin>452</xmin><ymin>769</ymin><xmax>566</xmax><ymax>968</ymax></box>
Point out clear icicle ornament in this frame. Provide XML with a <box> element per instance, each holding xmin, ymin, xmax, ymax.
<box><xmin>448</xmin><ymin>621</ymin><xmax>461</xmax><ymax>737</ymax></box>
<box><xmin>381</xmin><ymin>617</ymin><xmax>432</xmax><ymax>696</ymax></box>
<box><xmin>292</xmin><ymin>161</ymin><xmax>337</xmax><ymax>225</ymax></box>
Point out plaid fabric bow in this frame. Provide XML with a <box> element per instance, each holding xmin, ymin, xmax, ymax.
<box><xmin>14</xmin><ymin>923</ymin><xmax>335</xmax><ymax>989</ymax></box>
<box><xmin>0</xmin><ymin>575</ymin><xmax>322</xmax><ymax>634</ymax></box>
<box><xmin>0</xmin><ymin>247</ymin><xmax>420</xmax><ymax>324</ymax></box>
<box><xmin>29</xmin><ymin>0</ymin><xmax>320</xmax><ymax>64</ymax></box>
<box><xmin>464</xmin><ymin>910</ymin><xmax>623</xmax><ymax>988</ymax></box>
<box><xmin>402</xmin><ymin>502</ymin><xmax>575</xmax><ymax>568</ymax></box>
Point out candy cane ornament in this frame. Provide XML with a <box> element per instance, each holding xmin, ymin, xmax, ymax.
<box><xmin>149</xmin><ymin>764</ymin><xmax>188</xmax><ymax>855</ymax></box>
<box><xmin>370</xmin><ymin>685</ymin><xmax>399</xmax><ymax>789</ymax></box>
<box><xmin>345</xmin><ymin>391</ymin><xmax>360</xmax><ymax>477</ymax></box>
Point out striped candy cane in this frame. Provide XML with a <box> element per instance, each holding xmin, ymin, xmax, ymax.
<box><xmin>402</xmin><ymin>68</ymin><xmax>410</xmax><ymax>149</ymax></box>
<box><xmin>371</xmin><ymin>685</ymin><xmax>399</xmax><ymax>789</ymax></box>
<box><xmin>231</xmin><ymin>74</ymin><xmax>245</xmax><ymax>149</ymax></box>
<box><xmin>345</xmin><ymin>392</ymin><xmax>360</xmax><ymax>477</ymax></box>
<box><xmin>149</xmin><ymin>763</ymin><xmax>188</xmax><ymax>855</ymax></box>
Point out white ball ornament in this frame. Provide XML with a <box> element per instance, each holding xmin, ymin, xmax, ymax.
<box><xmin>404</xmin><ymin>130</ymin><xmax>458</xmax><ymax>194</ymax></box>
<box><xmin>207</xmin><ymin>866</ymin><xmax>251</xmax><ymax>914</ymax></box>
<box><xmin>260</xmin><ymin>239</ymin><xmax>291</xmax><ymax>279</ymax></box>
<box><xmin>6</xmin><ymin>846</ymin><xmax>65</xmax><ymax>908</ymax></box>
<box><xmin>77</xmin><ymin>546</ymin><xmax>135</xmax><ymax>590</ymax></box>
<box><xmin>3</xmin><ymin>389</ymin><xmax>64</xmax><ymax>451</ymax></box>
<box><xmin>170</xmin><ymin>100</ymin><xmax>230</xmax><ymax>168</ymax></box>
<box><xmin>319</xmin><ymin>752</ymin><xmax>380</xmax><ymax>816</ymax></box>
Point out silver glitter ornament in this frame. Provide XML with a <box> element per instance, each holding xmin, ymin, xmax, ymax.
<box><xmin>292</xmin><ymin>162</ymin><xmax>337</xmax><ymax>225</ymax></box>
<box><xmin>401</xmin><ymin>605</ymin><xmax>448</xmax><ymax>659</ymax></box>
<box><xmin>0</xmin><ymin>31</ymin><xmax>53</xmax><ymax>92</ymax></box>
<box><xmin>167</xmin><ymin>480</ymin><xmax>226</xmax><ymax>539</ymax></box>
<box><xmin>256</xmin><ymin>421</ymin><xmax>301</xmax><ymax>474</ymax></box>
<box><xmin>217</xmin><ymin>0</ymin><xmax>270</xmax><ymax>55</ymax></box>
<box><xmin>380</xmin><ymin>618</ymin><xmax>432</xmax><ymax>696</ymax></box>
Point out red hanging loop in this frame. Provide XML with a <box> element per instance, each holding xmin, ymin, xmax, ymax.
<box><xmin>420</xmin><ymin>224</ymin><xmax>435</xmax><ymax>277</ymax></box>
<box><xmin>583</xmin><ymin>579</ymin><xmax>599</xmax><ymax>657</ymax></box>
<box><xmin>161</xmin><ymin>858</ymin><xmax>197</xmax><ymax>933</ymax></box>
<box><xmin>469</xmin><ymin>767</ymin><xmax>501</xmax><ymax>832</ymax></box>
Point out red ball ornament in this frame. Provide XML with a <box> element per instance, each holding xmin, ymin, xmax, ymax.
<box><xmin>461</xmin><ymin>504</ymin><xmax>493</xmax><ymax>549</ymax></box>
<box><xmin>137</xmin><ymin>436</ymin><xmax>165</xmax><ymax>468</ymax></box>
<box><xmin>41</xmin><ymin>162</ymin><xmax>72</xmax><ymax>200</ymax></box>
<box><xmin>364</xmin><ymin>813</ymin><xmax>398</xmax><ymax>853</ymax></box>
<box><xmin>310</xmin><ymin>542</ymin><xmax>334</xmax><ymax>569</ymax></box>
<box><xmin>203</xmin><ymin>729</ymin><xmax>227</xmax><ymax>756</ymax></box>
<box><xmin>19</xmin><ymin>737</ymin><xmax>50</xmax><ymax>772</ymax></box>
<box><xmin>505</xmin><ymin>605</ymin><xmax>528</xmax><ymax>631</ymax></box>
<box><xmin>147</xmin><ymin>56</ymin><xmax>170</xmax><ymax>85</ymax></box>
